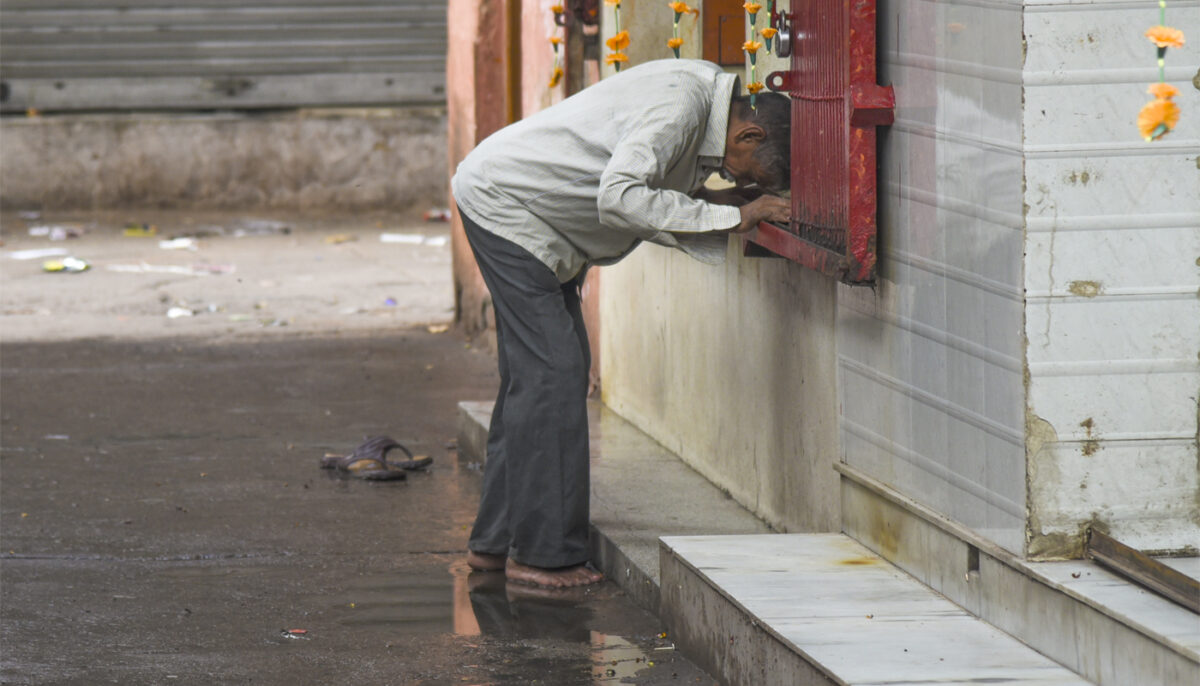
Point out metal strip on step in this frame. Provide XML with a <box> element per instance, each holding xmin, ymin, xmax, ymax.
<box><xmin>1086</xmin><ymin>528</ymin><xmax>1200</xmax><ymax>615</ymax></box>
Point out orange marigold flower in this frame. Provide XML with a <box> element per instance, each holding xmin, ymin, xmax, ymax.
<box><xmin>549</xmin><ymin>36</ymin><xmax>563</xmax><ymax>45</ymax></box>
<box><xmin>760</xmin><ymin>27</ymin><xmax>778</xmax><ymax>39</ymax></box>
<box><xmin>605</xmin><ymin>52</ymin><xmax>629</xmax><ymax>65</ymax></box>
<box><xmin>1145</xmin><ymin>25</ymin><xmax>1185</xmax><ymax>49</ymax></box>
<box><xmin>1147</xmin><ymin>82</ymin><xmax>1179</xmax><ymax>99</ymax></box>
<box><xmin>743</xmin><ymin>2</ymin><xmax>762</xmax><ymax>13</ymax></box>
<box><xmin>1137</xmin><ymin>98</ymin><xmax>1180</xmax><ymax>140</ymax></box>
<box><xmin>550</xmin><ymin>4</ymin><xmax>564</xmax><ymax>12</ymax></box>
<box><xmin>548</xmin><ymin>66</ymin><xmax>564</xmax><ymax>88</ymax></box>
<box><xmin>603</xmin><ymin>0</ymin><xmax>620</xmax><ymax>5</ymax></box>
<box><xmin>606</xmin><ymin>30</ymin><xmax>630</xmax><ymax>51</ymax></box>
<box><xmin>747</xmin><ymin>82</ymin><xmax>765</xmax><ymax>94</ymax></box>
<box><xmin>743</xmin><ymin>40</ymin><xmax>763</xmax><ymax>53</ymax></box>
<box><xmin>668</xmin><ymin>1</ymin><xmax>696</xmax><ymax>14</ymax></box>
<box><xmin>668</xmin><ymin>37</ymin><xmax>685</xmax><ymax>49</ymax></box>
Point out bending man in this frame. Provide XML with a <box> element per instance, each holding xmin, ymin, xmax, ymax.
<box><xmin>452</xmin><ymin>59</ymin><xmax>791</xmax><ymax>588</ymax></box>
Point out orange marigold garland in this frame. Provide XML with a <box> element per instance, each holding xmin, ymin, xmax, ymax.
<box><xmin>548</xmin><ymin>6</ymin><xmax>565</xmax><ymax>88</ymax></box>
<box><xmin>743</xmin><ymin>2</ymin><xmax>764</xmax><ymax>108</ymax></box>
<box><xmin>605</xmin><ymin>0</ymin><xmax>628</xmax><ymax>71</ymax></box>
<box><xmin>1139</xmin><ymin>1</ymin><xmax>1185</xmax><ymax>141</ymax></box>
<box><xmin>760</xmin><ymin>27</ymin><xmax>777</xmax><ymax>55</ymax></box>
<box><xmin>667</xmin><ymin>1</ymin><xmax>698</xmax><ymax>58</ymax></box>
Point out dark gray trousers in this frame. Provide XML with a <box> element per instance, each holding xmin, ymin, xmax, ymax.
<box><xmin>460</xmin><ymin>210</ymin><xmax>591</xmax><ymax>569</ymax></box>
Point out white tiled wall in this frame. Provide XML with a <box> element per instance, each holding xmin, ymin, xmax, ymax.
<box><xmin>842</xmin><ymin>0</ymin><xmax>1199</xmax><ymax>557</ymax></box>
<box><xmin>839</xmin><ymin>0</ymin><xmax>1028</xmax><ymax>554</ymax></box>
<box><xmin>1022</xmin><ymin>0</ymin><xmax>1199</xmax><ymax>556</ymax></box>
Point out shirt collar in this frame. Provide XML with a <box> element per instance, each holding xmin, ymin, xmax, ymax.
<box><xmin>699</xmin><ymin>72</ymin><xmax>738</xmax><ymax>160</ymax></box>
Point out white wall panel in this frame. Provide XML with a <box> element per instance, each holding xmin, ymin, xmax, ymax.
<box><xmin>840</xmin><ymin>0</ymin><xmax>1028</xmax><ymax>554</ymax></box>
<box><xmin>1022</xmin><ymin>0</ymin><xmax>1199</xmax><ymax>556</ymax></box>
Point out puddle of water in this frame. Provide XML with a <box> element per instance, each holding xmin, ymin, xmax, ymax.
<box><xmin>335</xmin><ymin>570</ymin><xmax>457</xmax><ymax>634</ymax></box>
<box><xmin>328</xmin><ymin>559</ymin><xmax>672</xmax><ymax>682</ymax></box>
<box><xmin>589</xmin><ymin>632</ymin><xmax>652</xmax><ymax>682</ymax></box>
<box><xmin>164</xmin><ymin>557</ymin><xmax>693</xmax><ymax>681</ymax></box>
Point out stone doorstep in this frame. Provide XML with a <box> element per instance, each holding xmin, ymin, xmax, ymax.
<box><xmin>660</xmin><ymin>533</ymin><xmax>1093</xmax><ymax>686</ymax></box>
<box><xmin>839</xmin><ymin>463</ymin><xmax>1200</xmax><ymax>686</ymax></box>
<box><xmin>455</xmin><ymin>400</ymin><xmax>771</xmax><ymax>610</ymax></box>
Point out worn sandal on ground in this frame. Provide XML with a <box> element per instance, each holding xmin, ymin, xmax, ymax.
<box><xmin>319</xmin><ymin>435</ymin><xmax>433</xmax><ymax>480</ymax></box>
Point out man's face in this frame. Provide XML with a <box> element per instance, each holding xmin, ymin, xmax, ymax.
<box><xmin>721</xmin><ymin>145</ymin><xmax>769</xmax><ymax>189</ymax></box>
<box><xmin>720</xmin><ymin>151</ymin><xmax>768</xmax><ymax>189</ymax></box>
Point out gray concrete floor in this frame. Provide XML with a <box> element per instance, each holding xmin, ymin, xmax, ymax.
<box><xmin>0</xmin><ymin>212</ymin><xmax>715</xmax><ymax>685</ymax></box>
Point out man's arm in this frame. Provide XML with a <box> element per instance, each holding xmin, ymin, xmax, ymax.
<box><xmin>596</xmin><ymin>106</ymin><xmax>743</xmax><ymax>236</ymax></box>
<box><xmin>692</xmin><ymin>186</ymin><xmax>790</xmax><ymax>233</ymax></box>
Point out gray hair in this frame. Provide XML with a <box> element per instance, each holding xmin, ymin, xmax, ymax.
<box><xmin>731</xmin><ymin>92</ymin><xmax>790</xmax><ymax>191</ymax></box>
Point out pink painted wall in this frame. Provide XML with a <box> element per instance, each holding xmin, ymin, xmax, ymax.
<box><xmin>448</xmin><ymin>0</ymin><xmax>602</xmax><ymax>391</ymax></box>
<box><xmin>447</xmin><ymin>0</ymin><xmax>508</xmax><ymax>340</ymax></box>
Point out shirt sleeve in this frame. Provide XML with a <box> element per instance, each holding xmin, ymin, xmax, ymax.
<box><xmin>596</xmin><ymin>100</ymin><xmax>742</xmax><ymax>236</ymax></box>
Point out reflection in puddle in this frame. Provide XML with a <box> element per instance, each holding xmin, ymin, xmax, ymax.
<box><xmin>456</xmin><ymin>563</ymin><xmax>663</xmax><ymax>683</ymax></box>
<box><xmin>590</xmin><ymin>632</ymin><xmax>651</xmax><ymax>682</ymax></box>
<box><xmin>458</xmin><ymin>562</ymin><xmax>595</xmax><ymax>641</ymax></box>
<box><xmin>335</xmin><ymin>570</ymin><xmax>456</xmax><ymax>634</ymax></box>
<box><xmin>323</xmin><ymin>559</ymin><xmax>683</xmax><ymax>683</ymax></box>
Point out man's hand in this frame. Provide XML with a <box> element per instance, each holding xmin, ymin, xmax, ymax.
<box><xmin>735</xmin><ymin>195</ymin><xmax>790</xmax><ymax>233</ymax></box>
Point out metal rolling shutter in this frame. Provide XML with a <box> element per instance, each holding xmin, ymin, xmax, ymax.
<box><xmin>0</xmin><ymin>0</ymin><xmax>446</xmax><ymax>112</ymax></box>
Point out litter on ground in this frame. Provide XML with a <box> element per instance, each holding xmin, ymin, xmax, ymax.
<box><xmin>42</xmin><ymin>257</ymin><xmax>90</xmax><ymax>273</ymax></box>
<box><xmin>123</xmin><ymin>223</ymin><xmax>158</xmax><ymax>237</ymax></box>
<box><xmin>232</xmin><ymin>219</ymin><xmax>290</xmax><ymax>236</ymax></box>
<box><xmin>7</xmin><ymin>248</ymin><xmax>69</xmax><ymax>261</ymax></box>
<box><xmin>28</xmin><ymin>224</ymin><xmax>86</xmax><ymax>240</ymax></box>
<box><xmin>106</xmin><ymin>263</ymin><xmax>235</xmax><ymax>276</ymax></box>
<box><xmin>380</xmin><ymin>233</ymin><xmax>423</xmax><ymax>244</ymax></box>
<box><xmin>380</xmin><ymin>233</ymin><xmax>448</xmax><ymax>246</ymax></box>
<box><xmin>158</xmin><ymin>238</ymin><xmax>198</xmax><ymax>251</ymax></box>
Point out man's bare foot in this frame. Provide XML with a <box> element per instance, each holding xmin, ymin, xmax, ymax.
<box><xmin>466</xmin><ymin>551</ymin><xmax>506</xmax><ymax>571</ymax></box>
<box><xmin>506</xmin><ymin>560</ymin><xmax>603</xmax><ymax>588</ymax></box>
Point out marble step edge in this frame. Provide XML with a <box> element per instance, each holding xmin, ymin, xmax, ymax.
<box><xmin>837</xmin><ymin>462</ymin><xmax>1199</xmax><ymax>686</ymax></box>
<box><xmin>659</xmin><ymin>533</ymin><xmax>1093</xmax><ymax>686</ymax></box>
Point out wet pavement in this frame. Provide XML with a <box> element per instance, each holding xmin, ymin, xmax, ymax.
<box><xmin>0</xmin><ymin>218</ymin><xmax>717</xmax><ymax>685</ymax></box>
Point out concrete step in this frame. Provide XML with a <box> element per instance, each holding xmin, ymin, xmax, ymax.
<box><xmin>456</xmin><ymin>399</ymin><xmax>770</xmax><ymax>609</ymax></box>
<box><xmin>660</xmin><ymin>533</ymin><xmax>1095</xmax><ymax>686</ymax></box>
<box><xmin>838</xmin><ymin>464</ymin><xmax>1200</xmax><ymax>686</ymax></box>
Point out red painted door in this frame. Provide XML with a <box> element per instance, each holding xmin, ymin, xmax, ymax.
<box><xmin>745</xmin><ymin>0</ymin><xmax>893</xmax><ymax>285</ymax></box>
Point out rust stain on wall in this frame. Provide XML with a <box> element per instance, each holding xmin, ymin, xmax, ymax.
<box><xmin>1079</xmin><ymin>417</ymin><xmax>1099</xmax><ymax>456</ymax></box>
<box><xmin>1067</xmin><ymin>280</ymin><xmax>1102</xmax><ymax>297</ymax></box>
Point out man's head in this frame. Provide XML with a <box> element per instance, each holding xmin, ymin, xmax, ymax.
<box><xmin>722</xmin><ymin>92</ymin><xmax>790</xmax><ymax>192</ymax></box>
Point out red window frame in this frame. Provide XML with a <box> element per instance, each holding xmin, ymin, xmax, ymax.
<box><xmin>742</xmin><ymin>0</ymin><xmax>893</xmax><ymax>285</ymax></box>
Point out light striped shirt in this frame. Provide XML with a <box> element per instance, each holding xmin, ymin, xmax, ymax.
<box><xmin>451</xmin><ymin>59</ymin><xmax>742</xmax><ymax>282</ymax></box>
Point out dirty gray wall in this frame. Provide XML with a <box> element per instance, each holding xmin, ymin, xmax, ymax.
<box><xmin>0</xmin><ymin>108</ymin><xmax>447</xmax><ymax>211</ymax></box>
<box><xmin>600</xmin><ymin>242</ymin><xmax>841</xmax><ymax>534</ymax></box>
<box><xmin>596</xmin><ymin>0</ymin><xmax>840</xmax><ymax>534</ymax></box>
